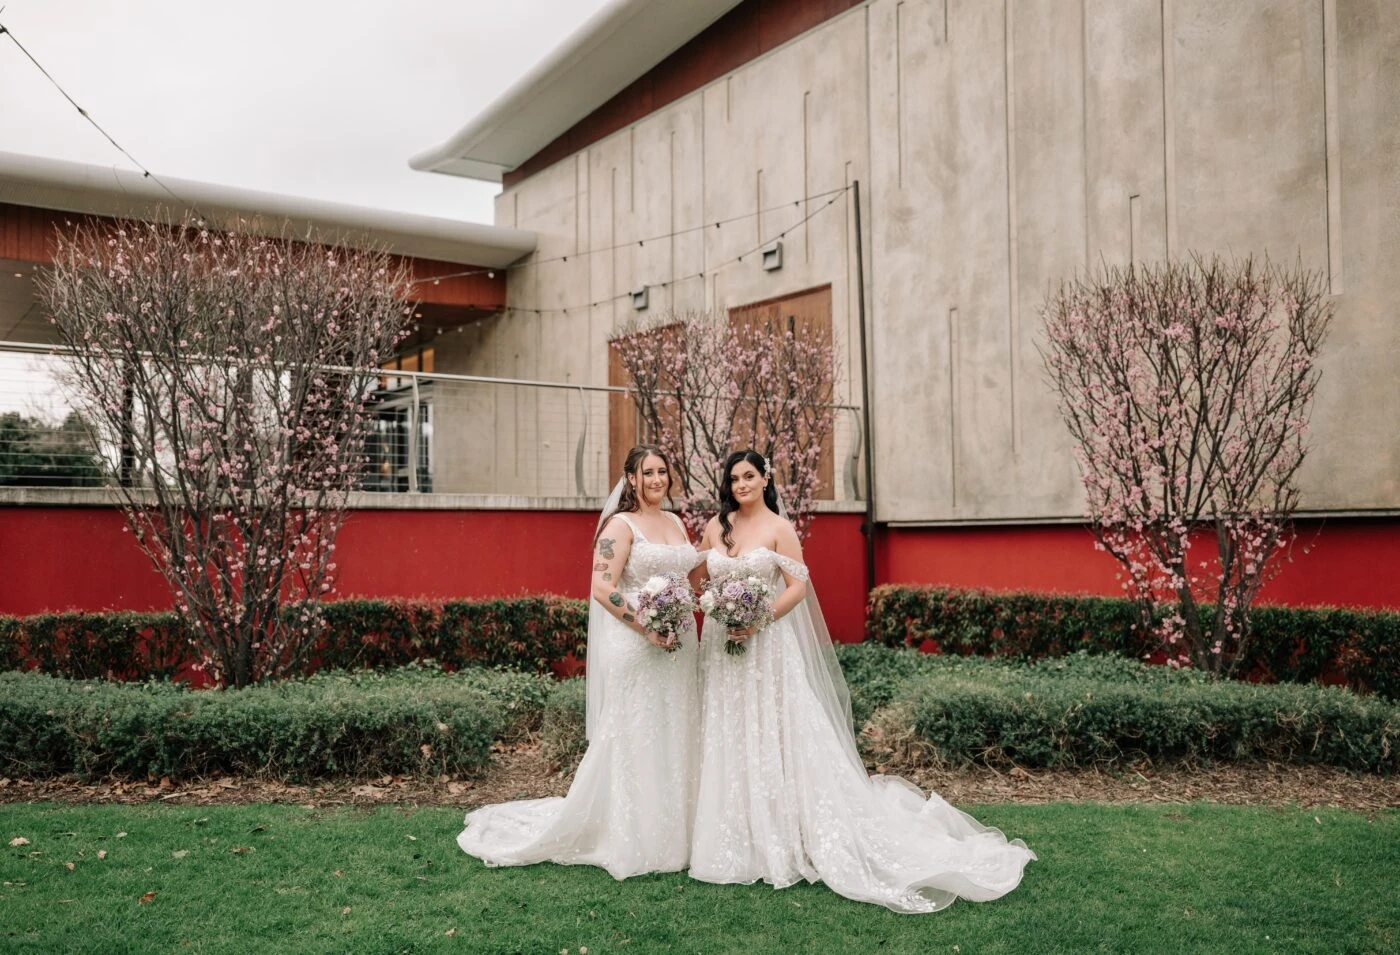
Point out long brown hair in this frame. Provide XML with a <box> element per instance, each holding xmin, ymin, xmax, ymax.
<box><xmin>595</xmin><ymin>444</ymin><xmax>674</xmax><ymax>542</ymax></box>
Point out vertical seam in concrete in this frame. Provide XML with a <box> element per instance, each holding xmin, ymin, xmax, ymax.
<box><xmin>1004</xmin><ymin>0</ymin><xmax>1021</xmax><ymax>454</ymax></box>
<box><xmin>862</xmin><ymin>5</ymin><xmax>877</xmax><ymax>417</ymax></box>
<box><xmin>845</xmin><ymin>160</ymin><xmax>855</xmax><ymax>408</ymax></box>
<box><xmin>534</xmin><ymin>268</ymin><xmax>543</xmax><ymax>494</ymax></box>
<box><xmin>586</xmin><ymin>152</ymin><xmax>595</xmax><ymax>384</ymax></box>
<box><xmin>1160</xmin><ymin>0</ymin><xmax>1177</xmax><ymax>258</ymax></box>
<box><xmin>756</xmin><ymin>168</ymin><xmax>764</xmax><ymax>244</ymax></box>
<box><xmin>670</xmin><ymin>129</ymin><xmax>677</xmax><ymax>311</ymax></box>
<box><xmin>943</xmin><ymin>0</ymin><xmax>949</xmax><ymax>43</ymax></box>
<box><xmin>1080</xmin><ymin>0</ymin><xmax>1091</xmax><ymax>268</ymax></box>
<box><xmin>803</xmin><ymin>90</ymin><xmax>812</xmax><ymax>263</ymax></box>
<box><xmin>896</xmin><ymin>1</ymin><xmax>904</xmax><ymax>189</ymax></box>
<box><xmin>629</xmin><ymin>128</ymin><xmax>636</xmax><ymax>213</ymax></box>
<box><xmin>1129</xmin><ymin>193</ymin><xmax>1141</xmax><ymax>264</ymax></box>
<box><xmin>610</xmin><ymin>166</ymin><xmax>618</xmax><ymax>330</ymax></box>
<box><xmin>949</xmin><ymin>306</ymin><xmax>960</xmax><ymax>509</ymax></box>
<box><xmin>701</xmin><ymin>90</ymin><xmax>709</xmax><ymax>309</ymax></box>
<box><xmin>1322</xmin><ymin>0</ymin><xmax>1344</xmax><ymax>294</ymax></box>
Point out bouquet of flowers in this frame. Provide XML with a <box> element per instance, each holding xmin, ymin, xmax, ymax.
<box><xmin>700</xmin><ymin>573</ymin><xmax>775</xmax><ymax>655</ymax></box>
<box><xmin>635</xmin><ymin>572</ymin><xmax>698</xmax><ymax>652</ymax></box>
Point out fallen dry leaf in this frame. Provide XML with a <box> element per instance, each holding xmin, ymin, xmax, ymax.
<box><xmin>64</xmin><ymin>862</ymin><xmax>75</xmax><ymax>871</ymax></box>
<box><xmin>171</xmin><ymin>849</ymin><xmax>189</xmax><ymax>859</ymax></box>
<box><xmin>333</xmin><ymin>870</ymin><xmax>343</xmax><ymax>878</ymax></box>
<box><xmin>341</xmin><ymin>906</ymin><xmax>352</xmax><ymax>916</ymax></box>
<box><xmin>405</xmin><ymin>834</ymin><xmax>417</xmax><ymax>841</ymax></box>
<box><xmin>97</xmin><ymin>850</ymin><xmax>107</xmax><ymax>860</ymax></box>
<box><xmin>229</xmin><ymin>847</ymin><xmax>253</xmax><ymax>855</ymax></box>
<box><xmin>116</xmin><ymin>833</ymin><xmax>127</xmax><ymax>839</ymax></box>
<box><xmin>138</xmin><ymin>891</ymin><xmax>156</xmax><ymax>905</ymax></box>
<box><xmin>445</xmin><ymin>928</ymin><xmax>456</xmax><ymax>937</ymax></box>
<box><xmin>8</xmin><ymin>837</ymin><xmax>29</xmax><ymax>847</ymax></box>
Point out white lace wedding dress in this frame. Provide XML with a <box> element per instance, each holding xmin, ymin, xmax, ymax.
<box><xmin>690</xmin><ymin>547</ymin><xmax>1036</xmax><ymax>913</ymax></box>
<box><xmin>457</xmin><ymin>514</ymin><xmax>700</xmax><ymax>879</ymax></box>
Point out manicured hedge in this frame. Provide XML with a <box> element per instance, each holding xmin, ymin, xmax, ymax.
<box><xmin>0</xmin><ymin>664</ymin><xmax>555</xmax><ymax>782</ymax></box>
<box><xmin>896</xmin><ymin>663</ymin><xmax>1398</xmax><ymax>774</ymax></box>
<box><xmin>531</xmin><ymin>646</ymin><xmax>1396</xmax><ymax>776</ymax></box>
<box><xmin>867</xmin><ymin>584</ymin><xmax>1400</xmax><ymax>699</ymax></box>
<box><xmin>838</xmin><ymin>644</ymin><xmax>1397</xmax><ymax>774</ymax></box>
<box><xmin>0</xmin><ymin>596</ymin><xmax>588</xmax><ymax>684</ymax></box>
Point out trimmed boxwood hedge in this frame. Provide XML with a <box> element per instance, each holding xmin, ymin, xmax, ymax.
<box><xmin>867</xmin><ymin>584</ymin><xmax>1400</xmax><ymax>699</ymax></box>
<box><xmin>0</xmin><ymin>596</ymin><xmax>588</xmax><ymax>684</ymax></box>
<box><xmin>0</xmin><ymin>664</ymin><xmax>555</xmax><ymax>782</ymax></box>
<box><xmin>533</xmin><ymin>645</ymin><xmax>1397</xmax><ymax>776</ymax></box>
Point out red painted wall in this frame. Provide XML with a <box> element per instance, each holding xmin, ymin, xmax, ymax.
<box><xmin>0</xmin><ymin>507</ymin><xmax>873</xmax><ymax>640</ymax></box>
<box><xmin>878</xmin><ymin>518</ymin><xmax>1400</xmax><ymax>610</ymax></box>
<box><xmin>5</xmin><ymin>508</ymin><xmax>1394</xmax><ymax>637</ymax></box>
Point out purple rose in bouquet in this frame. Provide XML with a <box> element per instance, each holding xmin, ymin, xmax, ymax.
<box><xmin>700</xmin><ymin>573</ymin><xmax>775</xmax><ymax>655</ymax></box>
<box><xmin>635</xmin><ymin>572</ymin><xmax>697</xmax><ymax>652</ymax></box>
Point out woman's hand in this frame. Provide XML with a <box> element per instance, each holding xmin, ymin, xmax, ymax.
<box><xmin>725</xmin><ymin>625</ymin><xmax>755</xmax><ymax>641</ymax></box>
<box><xmin>642</xmin><ymin>627</ymin><xmax>680</xmax><ymax>652</ymax></box>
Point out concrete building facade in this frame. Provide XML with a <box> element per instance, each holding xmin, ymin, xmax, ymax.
<box><xmin>416</xmin><ymin>0</ymin><xmax>1400</xmax><ymax>528</ymax></box>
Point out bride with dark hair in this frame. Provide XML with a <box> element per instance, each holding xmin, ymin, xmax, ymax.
<box><xmin>457</xmin><ymin>445</ymin><xmax>702</xmax><ymax>879</ymax></box>
<box><xmin>687</xmin><ymin>449</ymin><xmax>1036</xmax><ymax>913</ymax></box>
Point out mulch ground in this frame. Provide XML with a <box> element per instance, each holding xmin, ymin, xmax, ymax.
<box><xmin>3</xmin><ymin>744</ymin><xmax>1396</xmax><ymax>814</ymax></box>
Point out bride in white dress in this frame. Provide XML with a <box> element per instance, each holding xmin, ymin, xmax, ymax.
<box><xmin>688</xmin><ymin>449</ymin><xmax>1036</xmax><ymax>913</ymax></box>
<box><xmin>457</xmin><ymin>445</ymin><xmax>701</xmax><ymax>879</ymax></box>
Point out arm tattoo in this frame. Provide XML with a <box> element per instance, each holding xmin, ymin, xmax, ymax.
<box><xmin>623</xmin><ymin>613</ymin><xmax>635</xmax><ymax>623</ymax></box>
<box><xmin>602</xmin><ymin>572</ymin><xmax>612</xmax><ymax>581</ymax></box>
<box><xmin>592</xmin><ymin>561</ymin><xmax>609</xmax><ymax>571</ymax></box>
<box><xmin>608</xmin><ymin>591</ymin><xmax>624</xmax><ymax>608</ymax></box>
<box><xmin>598</xmin><ymin>538</ymin><xmax>616</xmax><ymax>560</ymax></box>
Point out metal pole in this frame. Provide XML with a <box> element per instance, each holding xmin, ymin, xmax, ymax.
<box><xmin>408</xmin><ymin>376</ymin><xmax>421</xmax><ymax>493</ymax></box>
<box><xmin>852</xmin><ymin>180</ymin><xmax>877</xmax><ymax>596</ymax></box>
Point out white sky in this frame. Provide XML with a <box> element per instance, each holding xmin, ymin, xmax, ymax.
<box><xmin>0</xmin><ymin>0</ymin><xmax>613</xmax><ymax>224</ymax></box>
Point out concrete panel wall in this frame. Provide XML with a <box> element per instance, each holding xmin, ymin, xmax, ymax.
<box><xmin>464</xmin><ymin>0</ymin><xmax>1398</xmax><ymax>521</ymax></box>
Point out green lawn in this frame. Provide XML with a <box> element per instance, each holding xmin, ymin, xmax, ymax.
<box><xmin>1</xmin><ymin>802</ymin><xmax>1396</xmax><ymax>954</ymax></box>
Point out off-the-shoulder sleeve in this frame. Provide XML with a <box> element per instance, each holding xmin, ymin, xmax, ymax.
<box><xmin>772</xmin><ymin>552</ymin><xmax>810</xmax><ymax>581</ymax></box>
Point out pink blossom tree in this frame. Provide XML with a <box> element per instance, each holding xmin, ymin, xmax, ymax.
<box><xmin>1041</xmin><ymin>255</ymin><xmax>1332</xmax><ymax>675</ymax></box>
<box><xmin>40</xmin><ymin>216</ymin><xmax>410</xmax><ymax>686</ymax></box>
<box><xmin>609</xmin><ymin>310</ymin><xmax>837</xmax><ymax>539</ymax></box>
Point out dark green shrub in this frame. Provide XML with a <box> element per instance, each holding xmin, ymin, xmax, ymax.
<box><xmin>540</xmin><ymin>678</ymin><xmax>588</xmax><ymax>772</ymax></box>
<box><xmin>0</xmin><ymin>664</ymin><xmax>554</xmax><ymax>782</ymax></box>
<box><xmin>867</xmin><ymin>584</ymin><xmax>1400</xmax><ymax>698</ymax></box>
<box><xmin>897</xmin><ymin>667</ymin><xmax>1398</xmax><ymax>773</ymax></box>
<box><xmin>1</xmin><ymin>596</ymin><xmax>589</xmax><ymax>684</ymax></box>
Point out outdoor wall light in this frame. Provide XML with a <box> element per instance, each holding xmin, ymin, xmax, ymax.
<box><xmin>632</xmin><ymin>286</ymin><xmax>649</xmax><ymax>310</ymax></box>
<box><xmin>761</xmin><ymin>241</ymin><xmax>783</xmax><ymax>272</ymax></box>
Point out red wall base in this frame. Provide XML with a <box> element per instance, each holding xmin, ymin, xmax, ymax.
<box><xmin>4</xmin><ymin>509</ymin><xmax>1395</xmax><ymax>640</ymax></box>
<box><xmin>0</xmin><ymin>508</ymin><xmax>873</xmax><ymax>640</ymax></box>
<box><xmin>877</xmin><ymin>518</ymin><xmax>1400</xmax><ymax>610</ymax></box>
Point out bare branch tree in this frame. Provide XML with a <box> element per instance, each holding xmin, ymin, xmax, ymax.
<box><xmin>39</xmin><ymin>216</ymin><xmax>411</xmax><ymax>686</ymax></box>
<box><xmin>1040</xmin><ymin>254</ymin><xmax>1332</xmax><ymax>675</ymax></box>
<box><xmin>609</xmin><ymin>310</ymin><xmax>837</xmax><ymax>539</ymax></box>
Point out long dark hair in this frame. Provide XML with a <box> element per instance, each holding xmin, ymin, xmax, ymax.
<box><xmin>717</xmin><ymin>449</ymin><xmax>780</xmax><ymax>550</ymax></box>
<box><xmin>595</xmin><ymin>444</ymin><xmax>674</xmax><ymax>542</ymax></box>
